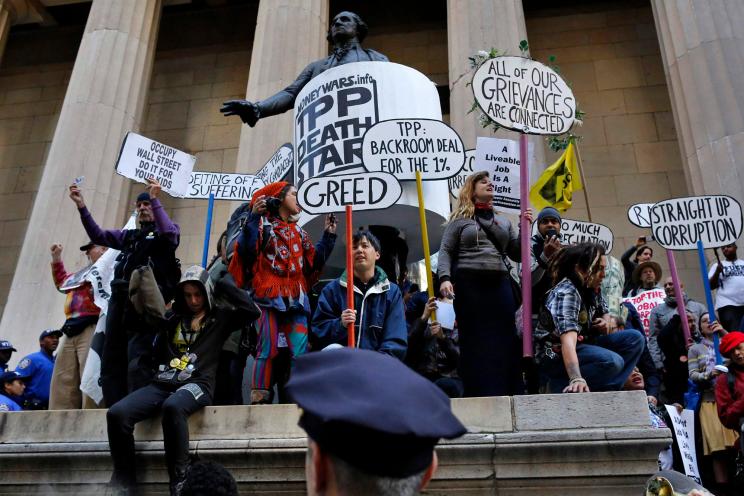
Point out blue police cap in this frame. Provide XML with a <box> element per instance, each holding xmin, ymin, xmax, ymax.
<box><xmin>285</xmin><ymin>348</ymin><xmax>466</xmax><ymax>478</ymax></box>
<box><xmin>0</xmin><ymin>340</ymin><xmax>16</xmax><ymax>351</ymax></box>
<box><xmin>39</xmin><ymin>329</ymin><xmax>62</xmax><ymax>340</ymax></box>
<box><xmin>1</xmin><ymin>371</ymin><xmax>28</xmax><ymax>384</ymax></box>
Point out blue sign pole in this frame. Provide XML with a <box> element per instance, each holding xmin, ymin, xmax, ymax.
<box><xmin>201</xmin><ymin>193</ymin><xmax>215</xmax><ymax>268</ymax></box>
<box><xmin>696</xmin><ymin>240</ymin><xmax>723</xmax><ymax>364</ymax></box>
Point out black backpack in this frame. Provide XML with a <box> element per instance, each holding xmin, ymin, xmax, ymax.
<box><xmin>225</xmin><ymin>202</ymin><xmax>253</xmax><ymax>262</ymax></box>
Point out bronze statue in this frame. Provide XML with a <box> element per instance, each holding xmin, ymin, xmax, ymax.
<box><xmin>220</xmin><ymin>11</ymin><xmax>388</xmax><ymax>127</ymax></box>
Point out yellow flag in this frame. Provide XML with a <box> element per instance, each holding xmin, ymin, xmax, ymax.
<box><xmin>529</xmin><ymin>142</ymin><xmax>583</xmax><ymax>213</ymax></box>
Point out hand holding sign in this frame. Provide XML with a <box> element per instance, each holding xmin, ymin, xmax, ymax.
<box><xmin>145</xmin><ymin>178</ymin><xmax>161</xmax><ymax>200</ymax></box>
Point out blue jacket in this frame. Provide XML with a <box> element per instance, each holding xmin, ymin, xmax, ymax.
<box><xmin>312</xmin><ymin>267</ymin><xmax>407</xmax><ymax>360</ymax></box>
<box><xmin>0</xmin><ymin>393</ymin><xmax>22</xmax><ymax>411</ymax></box>
<box><xmin>15</xmin><ymin>350</ymin><xmax>54</xmax><ymax>406</ymax></box>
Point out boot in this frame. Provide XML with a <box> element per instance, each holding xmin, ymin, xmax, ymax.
<box><xmin>250</xmin><ymin>388</ymin><xmax>272</xmax><ymax>405</ymax></box>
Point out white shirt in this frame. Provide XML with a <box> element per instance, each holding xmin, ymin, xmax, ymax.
<box><xmin>708</xmin><ymin>259</ymin><xmax>744</xmax><ymax>309</ymax></box>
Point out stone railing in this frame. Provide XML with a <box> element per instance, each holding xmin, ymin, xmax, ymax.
<box><xmin>0</xmin><ymin>390</ymin><xmax>669</xmax><ymax>495</ymax></box>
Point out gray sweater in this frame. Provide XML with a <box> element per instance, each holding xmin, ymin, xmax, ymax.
<box><xmin>437</xmin><ymin>213</ymin><xmax>520</xmax><ymax>280</ymax></box>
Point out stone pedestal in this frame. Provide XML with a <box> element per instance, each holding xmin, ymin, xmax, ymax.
<box><xmin>0</xmin><ymin>0</ymin><xmax>162</xmax><ymax>357</ymax></box>
<box><xmin>446</xmin><ymin>0</ymin><xmax>545</xmax><ymax>176</ymax></box>
<box><xmin>234</xmin><ymin>0</ymin><xmax>329</xmax><ymax>174</ymax></box>
<box><xmin>651</xmin><ymin>1</ymin><xmax>744</xmax><ymax>203</ymax></box>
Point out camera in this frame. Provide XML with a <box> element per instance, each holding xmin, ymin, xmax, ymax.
<box><xmin>544</xmin><ymin>228</ymin><xmax>561</xmax><ymax>240</ymax></box>
<box><xmin>265</xmin><ymin>197</ymin><xmax>282</xmax><ymax>212</ymax></box>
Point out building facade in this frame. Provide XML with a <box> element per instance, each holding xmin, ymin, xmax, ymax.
<box><xmin>0</xmin><ymin>0</ymin><xmax>741</xmax><ymax>358</ymax></box>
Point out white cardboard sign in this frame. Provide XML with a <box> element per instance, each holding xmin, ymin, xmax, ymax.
<box><xmin>532</xmin><ymin>218</ymin><xmax>614</xmax><ymax>253</ymax></box>
<box><xmin>186</xmin><ymin>172</ymin><xmax>264</xmax><ymax>201</ymax></box>
<box><xmin>664</xmin><ymin>405</ymin><xmax>702</xmax><ymax>485</ymax></box>
<box><xmin>115</xmin><ymin>132</ymin><xmax>196</xmax><ymax>197</ymax></box>
<box><xmin>448</xmin><ymin>149</ymin><xmax>476</xmax><ymax>198</ymax></box>
<box><xmin>627</xmin><ymin>202</ymin><xmax>654</xmax><ymax>228</ymax></box>
<box><xmin>474</xmin><ymin>137</ymin><xmax>521</xmax><ymax>214</ymax></box>
<box><xmin>472</xmin><ymin>56</ymin><xmax>576</xmax><ymax>135</ymax></box>
<box><xmin>622</xmin><ymin>289</ymin><xmax>666</xmax><ymax>337</ymax></box>
<box><xmin>361</xmin><ymin>119</ymin><xmax>464</xmax><ymax>181</ymax></box>
<box><xmin>257</xmin><ymin>143</ymin><xmax>293</xmax><ymax>185</ymax></box>
<box><xmin>297</xmin><ymin>172</ymin><xmax>402</xmax><ymax>215</ymax></box>
<box><xmin>650</xmin><ymin>195</ymin><xmax>743</xmax><ymax>250</ymax></box>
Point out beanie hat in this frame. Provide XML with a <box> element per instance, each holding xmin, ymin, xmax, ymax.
<box><xmin>720</xmin><ymin>331</ymin><xmax>744</xmax><ymax>356</ymax></box>
<box><xmin>136</xmin><ymin>192</ymin><xmax>151</xmax><ymax>204</ymax></box>
<box><xmin>250</xmin><ymin>181</ymin><xmax>289</xmax><ymax>208</ymax></box>
<box><xmin>537</xmin><ymin>207</ymin><xmax>561</xmax><ymax>224</ymax></box>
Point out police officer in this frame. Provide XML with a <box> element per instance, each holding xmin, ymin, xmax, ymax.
<box><xmin>0</xmin><ymin>371</ymin><xmax>27</xmax><ymax>411</ymax></box>
<box><xmin>285</xmin><ymin>348</ymin><xmax>466</xmax><ymax>496</ymax></box>
<box><xmin>15</xmin><ymin>329</ymin><xmax>61</xmax><ymax>410</ymax></box>
<box><xmin>0</xmin><ymin>339</ymin><xmax>16</xmax><ymax>372</ymax></box>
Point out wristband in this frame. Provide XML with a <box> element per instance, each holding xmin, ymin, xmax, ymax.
<box><xmin>569</xmin><ymin>377</ymin><xmax>586</xmax><ymax>384</ymax></box>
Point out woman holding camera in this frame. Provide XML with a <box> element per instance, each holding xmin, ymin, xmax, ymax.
<box><xmin>437</xmin><ymin>171</ymin><xmax>530</xmax><ymax>397</ymax></box>
<box><xmin>230</xmin><ymin>181</ymin><xmax>336</xmax><ymax>404</ymax></box>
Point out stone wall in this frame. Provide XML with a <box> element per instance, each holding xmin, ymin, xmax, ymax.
<box><xmin>526</xmin><ymin>3</ymin><xmax>701</xmax><ymax>296</ymax></box>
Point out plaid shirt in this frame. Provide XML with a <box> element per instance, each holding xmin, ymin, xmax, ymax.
<box><xmin>534</xmin><ymin>278</ymin><xmax>608</xmax><ymax>360</ymax></box>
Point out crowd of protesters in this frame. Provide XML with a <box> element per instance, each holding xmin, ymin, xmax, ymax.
<box><xmin>1</xmin><ymin>172</ymin><xmax>743</xmax><ymax>495</ymax></box>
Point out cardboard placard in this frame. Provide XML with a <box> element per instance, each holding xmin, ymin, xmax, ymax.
<box><xmin>471</xmin><ymin>56</ymin><xmax>576</xmax><ymax>135</ymax></box>
<box><xmin>361</xmin><ymin>119</ymin><xmax>464</xmax><ymax>181</ymax></box>
<box><xmin>186</xmin><ymin>172</ymin><xmax>265</xmax><ymax>201</ymax></box>
<box><xmin>627</xmin><ymin>202</ymin><xmax>654</xmax><ymax>228</ymax></box>
<box><xmin>650</xmin><ymin>195</ymin><xmax>743</xmax><ymax>250</ymax></box>
<box><xmin>257</xmin><ymin>143</ymin><xmax>294</xmax><ymax>185</ymax></box>
<box><xmin>622</xmin><ymin>289</ymin><xmax>666</xmax><ymax>337</ymax></box>
<box><xmin>664</xmin><ymin>405</ymin><xmax>702</xmax><ymax>485</ymax></box>
<box><xmin>448</xmin><ymin>149</ymin><xmax>476</xmax><ymax>198</ymax></box>
<box><xmin>115</xmin><ymin>132</ymin><xmax>196</xmax><ymax>197</ymax></box>
<box><xmin>474</xmin><ymin>137</ymin><xmax>521</xmax><ymax>214</ymax></box>
<box><xmin>532</xmin><ymin>218</ymin><xmax>614</xmax><ymax>253</ymax></box>
<box><xmin>296</xmin><ymin>172</ymin><xmax>402</xmax><ymax>215</ymax></box>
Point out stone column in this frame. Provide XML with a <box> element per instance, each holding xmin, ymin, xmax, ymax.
<box><xmin>447</xmin><ymin>0</ymin><xmax>545</xmax><ymax>176</ymax></box>
<box><xmin>234</xmin><ymin>0</ymin><xmax>328</xmax><ymax>174</ymax></box>
<box><xmin>0</xmin><ymin>0</ymin><xmax>162</xmax><ymax>357</ymax></box>
<box><xmin>651</xmin><ymin>0</ymin><xmax>744</xmax><ymax>203</ymax></box>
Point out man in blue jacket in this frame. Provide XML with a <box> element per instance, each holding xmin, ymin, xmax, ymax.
<box><xmin>312</xmin><ymin>230</ymin><xmax>407</xmax><ymax>360</ymax></box>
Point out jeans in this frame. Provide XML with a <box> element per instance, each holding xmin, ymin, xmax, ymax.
<box><xmin>434</xmin><ymin>377</ymin><xmax>464</xmax><ymax>398</ymax></box>
<box><xmin>106</xmin><ymin>383</ymin><xmax>211</xmax><ymax>487</ymax></box>
<box><xmin>543</xmin><ymin>329</ymin><xmax>645</xmax><ymax>393</ymax></box>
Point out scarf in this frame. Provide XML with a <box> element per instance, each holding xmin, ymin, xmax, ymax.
<box><xmin>474</xmin><ymin>201</ymin><xmax>492</xmax><ymax>211</ymax></box>
<box><xmin>251</xmin><ymin>216</ymin><xmax>316</xmax><ymax>299</ymax></box>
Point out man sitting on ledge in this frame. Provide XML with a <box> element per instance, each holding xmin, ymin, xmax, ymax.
<box><xmin>106</xmin><ymin>266</ymin><xmax>259</xmax><ymax>495</ymax></box>
<box><xmin>311</xmin><ymin>230</ymin><xmax>407</xmax><ymax>359</ymax></box>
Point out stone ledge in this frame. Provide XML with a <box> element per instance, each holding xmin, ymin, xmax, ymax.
<box><xmin>0</xmin><ymin>392</ymin><xmax>669</xmax><ymax>495</ymax></box>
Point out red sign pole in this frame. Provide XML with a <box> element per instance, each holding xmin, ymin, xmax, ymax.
<box><xmin>346</xmin><ymin>205</ymin><xmax>355</xmax><ymax>348</ymax></box>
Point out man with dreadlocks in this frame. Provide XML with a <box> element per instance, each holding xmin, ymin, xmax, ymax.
<box><xmin>534</xmin><ymin>242</ymin><xmax>645</xmax><ymax>393</ymax></box>
<box><xmin>230</xmin><ymin>181</ymin><xmax>337</xmax><ymax>404</ymax></box>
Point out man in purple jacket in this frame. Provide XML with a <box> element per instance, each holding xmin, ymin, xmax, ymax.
<box><xmin>69</xmin><ymin>178</ymin><xmax>181</xmax><ymax>407</ymax></box>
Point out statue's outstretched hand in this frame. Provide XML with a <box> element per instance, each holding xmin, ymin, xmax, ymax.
<box><xmin>220</xmin><ymin>100</ymin><xmax>260</xmax><ymax>127</ymax></box>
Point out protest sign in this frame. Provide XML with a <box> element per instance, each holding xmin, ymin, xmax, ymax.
<box><xmin>665</xmin><ymin>405</ymin><xmax>702</xmax><ymax>484</ymax></box>
<box><xmin>448</xmin><ymin>149</ymin><xmax>476</xmax><ymax>198</ymax></box>
<box><xmin>471</xmin><ymin>56</ymin><xmax>576</xmax><ymax>135</ymax></box>
<box><xmin>297</xmin><ymin>171</ymin><xmax>402</xmax><ymax>215</ymax></box>
<box><xmin>627</xmin><ymin>202</ymin><xmax>654</xmax><ymax>229</ymax></box>
<box><xmin>650</xmin><ymin>195</ymin><xmax>743</xmax><ymax>250</ymax></box>
<box><xmin>475</xmin><ymin>137</ymin><xmax>521</xmax><ymax>214</ymax></box>
<box><xmin>257</xmin><ymin>143</ymin><xmax>294</xmax><ymax>185</ymax></box>
<box><xmin>361</xmin><ymin>119</ymin><xmax>464</xmax><ymax>181</ymax></box>
<box><xmin>532</xmin><ymin>218</ymin><xmax>614</xmax><ymax>253</ymax></box>
<box><xmin>294</xmin><ymin>62</ymin><xmax>440</xmax><ymax>187</ymax></box>
<box><xmin>187</xmin><ymin>172</ymin><xmax>264</xmax><ymax>201</ymax></box>
<box><xmin>623</xmin><ymin>289</ymin><xmax>665</xmax><ymax>337</ymax></box>
<box><xmin>115</xmin><ymin>132</ymin><xmax>196</xmax><ymax>197</ymax></box>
